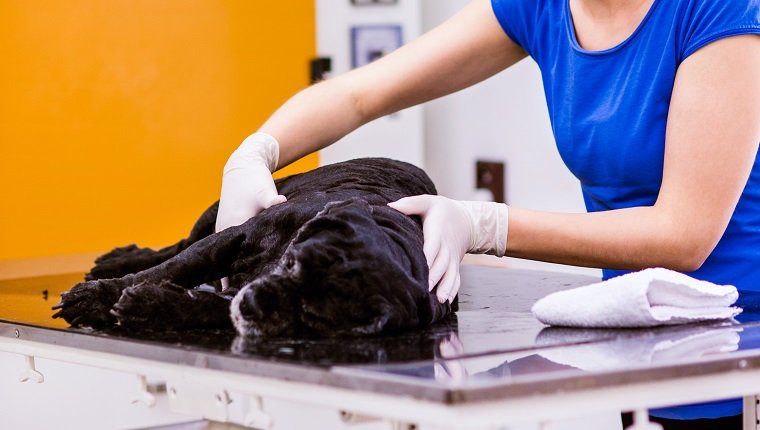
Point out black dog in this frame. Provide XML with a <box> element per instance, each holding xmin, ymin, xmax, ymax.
<box><xmin>53</xmin><ymin>158</ymin><xmax>456</xmax><ymax>337</ymax></box>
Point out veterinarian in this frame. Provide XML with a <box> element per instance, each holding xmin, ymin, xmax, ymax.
<box><xmin>216</xmin><ymin>0</ymin><xmax>760</xmax><ymax>427</ymax></box>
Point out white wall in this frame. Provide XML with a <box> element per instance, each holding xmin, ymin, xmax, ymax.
<box><xmin>316</xmin><ymin>0</ymin><xmax>425</xmax><ymax>167</ymax></box>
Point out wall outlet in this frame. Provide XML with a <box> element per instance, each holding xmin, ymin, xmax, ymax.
<box><xmin>476</xmin><ymin>160</ymin><xmax>506</xmax><ymax>203</ymax></box>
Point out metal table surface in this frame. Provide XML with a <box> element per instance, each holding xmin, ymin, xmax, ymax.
<box><xmin>3</xmin><ymin>265</ymin><xmax>760</xmax><ymax>428</ymax></box>
<box><xmin>0</xmin><ymin>267</ymin><xmax>597</xmax><ymax>382</ymax></box>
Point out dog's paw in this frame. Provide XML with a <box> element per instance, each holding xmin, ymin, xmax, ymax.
<box><xmin>85</xmin><ymin>245</ymin><xmax>157</xmax><ymax>281</ymax></box>
<box><xmin>112</xmin><ymin>282</ymin><xmax>232</xmax><ymax>330</ymax></box>
<box><xmin>110</xmin><ymin>282</ymin><xmax>183</xmax><ymax>330</ymax></box>
<box><xmin>52</xmin><ymin>278</ymin><xmax>127</xmax><ymax>328</ymax></box>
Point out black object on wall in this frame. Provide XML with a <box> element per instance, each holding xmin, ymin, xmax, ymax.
<box><xmin>310</xmin><ymin>57</ymin><xmax>332</xmax><ymax>84</ymax></box>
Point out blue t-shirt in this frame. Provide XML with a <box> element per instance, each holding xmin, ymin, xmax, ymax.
<box><xmin>491</xmin><ymin>0</ymin><xmax>760</xmax><ymax>420</ymax></box>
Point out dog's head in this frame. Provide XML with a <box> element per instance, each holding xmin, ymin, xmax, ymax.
<box><xmin>231</xmin><ymin>198</ymin><xmax>437</xmax><ymax>338</ymax></box>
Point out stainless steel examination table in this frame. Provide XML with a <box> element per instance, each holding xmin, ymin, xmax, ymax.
<box><xmin>3</xmin><ymin>265</ymin><xmax>760</xmax><ymax>429</ymax></box>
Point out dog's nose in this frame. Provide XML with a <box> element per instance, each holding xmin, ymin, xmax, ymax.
<box><xmin>237</xmin><ymin>287</ymin><xmax>260</xmax><ymax>320</ymax></box>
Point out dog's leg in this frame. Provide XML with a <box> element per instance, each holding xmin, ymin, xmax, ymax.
<box><xmin>56</xmin><ymin>203</ymin><xmax>299</xmax><ymax>330</ymax></box>
<box><xmin>53</xmin><ymin>224</ymin><xmax>238</xmax><ymax>330</ymax></box>
<box><xmin>85</xmin><ymin>202</ymin><xmax>219</xmax><ymax>280</ymax></box>
<box><xmin>104</xmin><ymin>218</ymin><xmax>282</xmax><ymax>330</ymax></box>
<box><xmin>128</xmin><ymin>222</ymin><xmax>249</xmax><ymax>288</ymax></box>
<box><xmin>111</xmin><ymin>281</ymin><xmax>233</xmax><ymax>330</ymax></box>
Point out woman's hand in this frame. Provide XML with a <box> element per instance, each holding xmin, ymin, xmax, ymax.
<box><xmin>215</xmin><ymin>132</ymin><xmax>287</xmax><ymax>233</ymax></box>
<box><xmin>389</xmin><ymin>195</ymin><xmax>508</xmax><ymax>303</ymax></box>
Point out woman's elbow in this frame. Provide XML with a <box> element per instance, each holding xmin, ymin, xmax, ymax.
<box><xmin>648</xmin><ymin>206</ymin><xmax>727</xmax><ymax>272</ymax></box>
<box><xmin>661</xmin><ymin>236</ymin><xmax>717</xmax><ymax>273</ymax></box>
<box><xmin>330</xmin><ymin>72</ymin><xmax>380</xmax><ymax>126</ymax></box>
<box><xmin>667</xmin><ymin>251</ymin><xmax>708</xmax><ymax>273</ymax></box>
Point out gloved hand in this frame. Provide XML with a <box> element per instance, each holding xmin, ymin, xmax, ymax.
<box><xmin>388</xmin><ymin>195</ymin><xmax>508</xmax><ymax>303</ymax></box>
<box><xmin>215</xmin><ymin>132</ymin><xmax>287</xmax><ymax>233</ymax></box>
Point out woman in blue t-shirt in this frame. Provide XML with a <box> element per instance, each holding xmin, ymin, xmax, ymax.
<box><xmin>216</xmin><ymin>0</ymin><xmax>759</xmax><ymax>428</ymax></box>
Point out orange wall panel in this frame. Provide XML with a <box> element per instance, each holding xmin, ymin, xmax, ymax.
<box><xmin>0</xmin><ymin>1</ymin><xmax>317</xmax><ymax>260</ymax></box>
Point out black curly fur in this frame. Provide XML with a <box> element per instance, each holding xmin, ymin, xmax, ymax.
<box><xmin>53</xmin><ymin>158</ymin><xmax>456</xmax><ymax>337</ymax></box>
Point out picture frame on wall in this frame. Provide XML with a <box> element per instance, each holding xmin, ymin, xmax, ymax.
<box><xmin>350</xmin><ymin>0</ymin><xmax>398</xmax><ymax>5</ymax></box>
<box><xmin>350</xmin><ymin>25</ymin><xmax>403</xmax><ymax>69</ymax></box>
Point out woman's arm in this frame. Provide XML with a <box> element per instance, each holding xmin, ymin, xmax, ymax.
<box><xmin>216</xmin><ymin>0</ymin><xmax>526</xmax><ymax>234</ymax></box>
<box><xmin>507</xmin><ymin>34</ymin><xmax>760</xmax><ymax>272</ymax></box>
<box><xmin>260</xmin><ymin>0</ymin><xmax>527</xmax><ymax>168</ymax></box>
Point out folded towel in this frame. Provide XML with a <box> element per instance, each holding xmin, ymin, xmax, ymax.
<box><xmin>531</xmin><ymin>268</ymin><xmax>742</xmax><ymax>328</ymax></box>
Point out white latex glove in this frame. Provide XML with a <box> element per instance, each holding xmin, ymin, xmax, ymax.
<box><xmin>215</xmin><ymin>132</ymin><xmax>287</xmax><ymax>233</ymax></box>
<box><xmin>216</xmin><ymin>132</ymin><xmax>287</xmax><ymax>291</ymax></box>
<box><xmin>388</xmin><ymin>195</ymin><xmax>508</xmax><ymax>303</ymax></box>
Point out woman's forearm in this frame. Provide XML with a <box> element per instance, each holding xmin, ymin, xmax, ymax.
<box><xmin>506</xmin><ymin>205</ymin><xmax>713</xmax><ymax>272</ymax></box>
<box><xmin>259</xmin><ymin>77</ymin><xmax>366</xmax><ymax>169</ymax></box>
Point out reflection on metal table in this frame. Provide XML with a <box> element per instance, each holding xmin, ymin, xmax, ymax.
<box><xmin>2</xmin><ymin>265</ymin><xmax>760</xmax><ymax>429</ymax></box>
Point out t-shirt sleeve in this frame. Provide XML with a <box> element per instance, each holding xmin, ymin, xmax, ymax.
<box><xmin>679</xmin><ymin>0</ymin><xmax>760</xmax><ymax>62</ymax></box>
<box><xmin>490</xmin><ymin>0</ymin><xmax>539</xmax><ymax>57</ymax></box>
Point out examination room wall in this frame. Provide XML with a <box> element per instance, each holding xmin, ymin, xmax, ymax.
<box><xmin>0</xmin><ymin>1</ymin><xmax>318</xmax><ymax>270</ymax></box>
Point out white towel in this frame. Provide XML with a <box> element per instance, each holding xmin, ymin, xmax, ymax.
<box><xmin>531</xmin><ymin>268</ymin><xmax>742</xmax><ymax>328</ymax></box>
